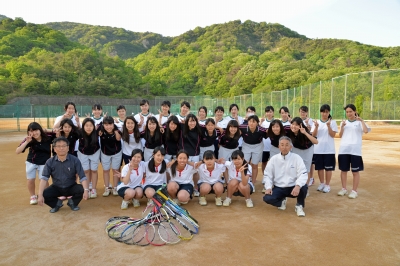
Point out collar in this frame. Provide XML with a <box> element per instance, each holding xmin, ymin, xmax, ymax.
<box><xmin>55</xmin><ymin>154</ymin><xmax>69</xmax><ymax>162</ymax></box>
<box><xmin>141</xmin><ymin>112</ymin><xmax>150</xmax><ymax>117</ymax></box>
<box><xmin>118</xmin><ymin>118</ymin><xmax>124</xmax><ymax>123</ymax></box>
<box><xmin>92</xmin><ymin>116</ymin><xmax>102</xmax><ymax>120</ymax></box>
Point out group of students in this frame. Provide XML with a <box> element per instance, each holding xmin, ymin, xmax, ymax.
<box><xmin>16</xmin><ymin>99</ymin><xmax>370</xmax><ymax>209</ymax></box>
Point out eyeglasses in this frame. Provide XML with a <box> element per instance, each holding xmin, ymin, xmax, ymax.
<box><xmin>54</xmin><ymin>145</ymin><xmax>68</xmax><ymax>148</ymax></box>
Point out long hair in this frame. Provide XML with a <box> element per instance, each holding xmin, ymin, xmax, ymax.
<box><xmin>27</xmin><ymin>122</ymin><xmax>49</xmax><ymax>143</ymax></box>
<box><xmin>165</xmin><ymin>115</ymin><xmax>180</xmax><ymax>142</ymax></box>
<box><xmin>144</xmin><ymin>116</ymin><xmax>161</xmax><ymax>144</ymax></box>
<box><xmin>183</xmin><ymin>114</ymin><xmax>202</xmax><ymax>138</ymax></box>
<box><xmin>226</xmin><ymin>120</ymin><xmax>240</xmax><ymax>140</ymax></box>
<box><xmin>148</xmin><ymin>146</ymin><xmax>166</xmax><ymax>173</ymax></box>
<box><xmin>231</xmin><ymin>150</ymin><xmax>248</xmax><ymax>176</ymax></box>
<box><xmin>122</xmin><ymin>116</ymin><xmax>140</xmax><ymax>144</ymax></box>
<box><xmin>81</xmin><ymin>118</ymin><xmax>97</xmax><ymax>148</ymax></box>
<box><xmin>267</xmin><ymin>119</ymin><xmax>285</xmax><ymax>138</ymax></box>
<box><xmin>170</xmin><ymin>150</ymin><xmax>189</xmax><ymax>177</ymax></box>
<box><xmin>288</xmin><ymin>117</ymin><xmax>311</xmax><ymax>146</ymax></box>
<box><xmin>59</xmin><ymin>118</ymin><xmax>79</xmax><ymax>138</ymax></box>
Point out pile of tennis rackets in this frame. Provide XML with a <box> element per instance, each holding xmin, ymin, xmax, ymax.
<box><xmin>105</xmin><ymin>185</ymin><xmax>199</xmax><ymax>246</ymax></box>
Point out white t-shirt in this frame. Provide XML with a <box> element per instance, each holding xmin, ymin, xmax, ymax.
<box><xmin>215</xmin><ymin>118</ymin><xmax>228</xmax><ymax>129</ymax></box>
<box><xmin>115</xmin><ymin>118</ymin><xmax>124</xmax><ymax>131</ymax></box>
<box><xmin>134</xmin><ymin>113</ymin><xmax>152</xmax><ymax>133</ymax></box>
<box><xmin>121</xmin><ymin>132</ymin><xmax>143</xmax><ymax>155</ymax></box>
<box><xmin>153</xmin><ymin>114</ymin><xmax>171</xmax><ymax>126</ymax></box>
<box><xmin>91</xmin><ymin>116</ymin><xmax>103</xmax><ymax>127</ymax></box>
<box><xmin>143</xmin><ymin>159</ymin><xmax>169</xmax><ymax>186</ymax></box>
<box><xmin>198</xmin><ymin>119</ymin><xmax>207</xmax><ymax>126</ymax></box>
<box><xmin>54</xmin><ymin>115</ymin><xmax>79</xmax><ymax>151</ymax></box>
<box><xmin>167</xmin><ymin>164</ymin><xmax>196</xmax><ymax>185</ymax></box>
<box><xmin>198</xmin><ymin>163</ymin><xmax>226</xmax><ymax>184</ymax></box>
<box><xmin>281</xmin><ymin>120</ymin><xmax>291</xmax><ymax>127</ymax></box>
<box><xmin>225</xmin><ymin>161</ymin><xmax>253</xmax><ymax>183</ymax></box>
<box><xmin>312</xmin><ymin>119</ymin><xmax>338</xmax><ymax>154</ymax></box>
<box><xmin>261</xmin><ymin>119</ymin><xmax>272</xmax><ymax>152</ymax></box>
<box><xmin>339</xmin><ymin>120</ymin><xmax>370</xmax><ymax>156</ymax></box>
<box><xmin>176</xmin><ymin>114</ymin><xmax>187</xmax><ymax>122</ymax></box>
<box><xmin>303</xmin><ymin>118</ymin><xmax>314</xmax><ymax>131</ymax></box>
<box><xmin>117</xmin><ymin>161</ymin><xmax>145</xmax><ymax>190</ymax></box>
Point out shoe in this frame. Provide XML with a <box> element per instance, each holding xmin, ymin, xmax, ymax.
<box><xmin>147</xmin><ymin>199</ymin><xmax>154</xmax><ymax>206</ymax></box>
<box><xmin>112</xmin><ymin>187</ymin><xmax>118</xmax><ymax>196</ymax></box>
<box><xmin>215</xmin><ymin>197</ymin><xmax>222</xmax><ymax>206</ymax></box>
<box><xmin>30</xmin><ymin>195</ymin><xmax>38</xmax><ymax>205</ymax></box>
<box><xmin>322</xmin><ymin>185</ymin><xmax>331</xmax><ymax>193</ymax></box>
<box><xmin>49</xmin><ymin>199</ymin><xmax>63</xmax><ymax>213</ymax></box>
<box><xmin>246</xmin><ymin>199</ymin><xmax>254</xmax><ymax>208</ymax></box>
<box><xmin>67</xmin><ymin>198</ymin><xmax>80</xmax><ymax>211</ymax></box>
<box><xmin>180</xmin><ymin>201</ymin><xmax>188</xmax><ymax>205</ymax></box>
<box><xmin>337</xmin><ymin>188</ymin><xmax>348</xmax><ymax>196</ymax></box>
<box><xmin>262</xmin><ymin>187</ymin><xmax>266</xmax><ymax>193</ymax></box>
<box><xmin>90</xmin><ymin>189</ymin><xmax>97</xmax><ymax>198</ymax></box>
<box><xmin>306</xmin><ymin>191</ymin><xmax>310</xmax><ymax>197</ymax></box>
<box><xmin>121</xmin><ymin>200</ymin><xmax>129</xmax><ymax>210</ymax></box>
<box><xmin>252</xmin><ymin>185</ymin><xmax>256</xmax><ymax>193</ymax></box>
<box><xmin>295</xmin><ymin>205</ymin><xmax>305</xmax><ymax>217</ymax></box>
<box><xmin>89</xmin><ymin>182</ymin><xmax>92</xmax><ymax>190</ymax></box>
<box><xmin>132</xmin><ymin>199</ymin><xmax>140</xmax><ymax>207</ymax></box>
<box><xmin>317</xmin><ymin>183</ymin><xmax>325</xmax><ymax>191</ymax></box>
<box><xmin>103</xmin><ymin>187</ymin><xmax>110</xmax><ymax>197</ymax></box>
<box><xmin>278</xmin><ymin>198</ymin><xmax>287</xmax><ymax>210</ymax></box>
<box><xmin>222</xmin><ymin>197</ymin><xmax>231</xmax><ymax>207</ymax></box>
<box><xmin>199</xmin><ymin>196</ymin><xmax>207</xmax><ymax>206</ymax></box>
<box><xmin>193</xmin><ymin>189</ymin><xmax>200</xmax><ymax>197</ymax></box>
<box><xmin>348</xmin><ymin>190</ymin><xmax>358</xmax><ymax>199</ymax></box>
<box><xmin>172</xmin><ymin>198</ymin><xmax>181</xmax><ymax>205</ymax></box>
<box><xmin>308</xmin><ymin>177</ymin><xmax>314</xmax><ymax>186</ymax></box>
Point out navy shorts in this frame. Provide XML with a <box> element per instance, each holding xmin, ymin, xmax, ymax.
<box><xmin>262</xmin><ymin>151</ymin><xmax>270</xmax><ymax>163</ymax></box>
<box><xmin>122</xmin><ymin>153</ymin><xmax>131</xmax><ymax>165</ymax></box>
<box><xmin>177</xmin><ymin>183</ymin><xmax>194</xmax><ymax>199</ymax></box>
<box><xmin>198</xmin><ymin>182</ymin><xmax>225</xmax><ymax>194</ymax></box>
<box><xmin>117</xmin><ymin>186</ymin><xmax>142</xmax><ymax>198</ymax></box>
<box><xmin>233</xmin><ymin>183</ymin><xmax>254</xmax><ymax>197</ymax></box>
<box><xmin>313</xmin><ymin>154</ymin><xmax>336</xmax><ymax>171</ymax></box>
<box><xmin>143</xmin><ymin>185</ymin><xmax>163</xmax><ymax>197</ymax></box>
<box><xmin>338</xmin><ymin>154</ymin><xmax>364</xmax><ymax>172</ymax></box>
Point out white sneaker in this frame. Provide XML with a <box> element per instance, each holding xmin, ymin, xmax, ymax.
<box><xmin>262</xmin><ymin>187</ymin><xmax>266</xmax><ymax>193</ymax></box>
<box><xmin>308</xmin><ymin>177</ymin><xmax>314</xmax><ymax>186</ymax></box>
<box><xmin>112</xmin><ymin>187</ymin><xmax>118</xmax><ymax>196</ymax></box>
<box><xmin>215</xmin><ymin>197</ymin><xmax>222</xmax><ymax>206</ymax></box>
<box><xmin>30</xmin><ymin>195</ymin><xmax>38</xmax><ymax>205</ymax></box>
<box><xmin>199</xmin><ymin>196</ymin><xmax>207</xmax><ymax>206</ymax></box>
<box><xmin>172</xmin><ymin>198</ymin><xmax>181</xmax><ymax>205</ymax></box>
<box><xmin>252</xmin><ymin>185</ymin><xmax>256</xmax><ymax>193</ymax></box>
<box><xmin>147</xmin><ymin>199</ymin><xmax>154</xmax><ymax>206</ymax></box>
<box><xmin>223</xmin><ymin>197</ymin><xmax>231</xmax><ymax>207</ymax></box>
<box><xmin>317</xmin><ymin>183</ymin><xmax>325</xmax><ymax>191</ymax></box>
<box><xmin>278</xmin><ymin>197</ymin><xmax>287</xmax><ymax>210</ymax></box>
<box><xmin>89</xmin><ymin>182</ymin><xmax>93</xmax><ymax>190</ymax></box>
<box><xmin>246</xmin><ymin>199</ymin><xmax>254</xmax><ymax>208</ymax></box>
<box><xmin>102</xmin><ymin>187</ymin><xmax>110</xmax><ymax>197</ymax></box>
<box><xmin>193</xmin><ymin>189</ymin><xmax>200</xmax><ymax>197</ymax></box>
<box><xmin>306</xmin><ymin>191</ymin><xmax>310</xmax><ymax>197</ymax></box>
<box><xmin>121</xmin><ymin>200</ymin><xmax>129</xmax><ymax>210</ymax></box>
<box><xmin>295</xmin><ymin>205</ymin><xmax>305</xmax><ymax>217</ymax></box>
<box><xmin>180</xmin><ymin>201</ymin><xmax>188</xmax><ymax>205</ymax></box>
<box><xmin>90</xmin><ymin>189</ymin><xmax>97</xmax><ymax>198</ymax></box>
<box><xmin>322</xmin><ymin>185</ymin><xmax>331</xmax><ymax>193</ymax></box>
<box><xmin>337</xmin><ymin>188</ymin><xmax>348</xmax><ymax>196</ymax></box>
<box><xmin>132</xmin><ymin>199</ymin><xmax>140</xmax><ymax>207</ymax></box>
<box><xmin>348</xmin><ymin>190</ymin><xmax>358</xmax><ymax>199</ymax></box>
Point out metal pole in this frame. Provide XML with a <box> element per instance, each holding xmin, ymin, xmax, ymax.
<box><xmin>293</xmin><ymin>88</ymin><xmax>296</xmax><ymax>114</ymax></box>
<box><xmin>371</xmin><ymin>71</ymin><xmax>374</xmax><ymax>111</ymax></box>
<box><xmin>344</xmin><ymin>75</ymin><xmax>347</xmax><ymax>109</ymax></box>
<box><xmin>286</xmin><ymin>89</ymin><xmax>288</xmax><ymax>106</ymax></box>
<box><xmin>319</xmin><ymin>81</ymin><xmax>322</xmax><ymax>108</ymax></box>
<box><xmin>309</xmin><ymin>84</ymin><xmax>311</xmax><ymax>110</ymax></box>
<box><xmin>331</xmin><ymin>79</ymin><xmax>333</xmax><ymax>113</ymax></box>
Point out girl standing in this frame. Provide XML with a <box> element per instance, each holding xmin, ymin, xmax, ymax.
<box><xmin>279</xmin><ymin>106</ymin><xmax>291</xmax><ymax>131</ymax></box>
<box><xmin>154</xmin><ymin>100</ymin><xmax>171</xmax><ymax>126</ymax></box>
<box><xmin>260</xmin><ymin>106</ymin><xmax>274</xmax><ymax>174</ymax></box>
<box><xmin>121</xmin><ymin>116</ymin><xmax>142</xmax><ymax>164</ymax></box>
<box><xmin>163</xmin><ymin>115</ymin><xmax>180</xmax><ymax>161</ymax></box>
<box><xmin>199</xmin><ymin>118</ymin><xmax>221</xmax><ymax>160</ymax></box>
<box><xmin>198</xmin><ymin>106</ymin><xmax>208</xmax><ymax>125</ymax></box>
<box><xmin>218</xmin><ymin>120</ymin><xmax>241</xmax><ymax>161</ymax></box>
<box><xmin>338</xmin><ymin>104</ymin><xmax>370</xmax><ymax>199</ymax></box>
<box><xmin>142</xmin><ymin>116</ymin><xmax>163</xmax><ymax>161</ymax></box>
<box><xmin>55</xmin><ymin>118</ymin><xmax>80</xmax><ymax>156</ymax></box>
<box><xmin>16</xmin><ymin>122</ymin><xmax>55</xmax><ymax>205</ymax></box>
<box><xmin>267</xmin><ymin>119</ymin><xmax>286</xmax><ymax>159</ymax></box>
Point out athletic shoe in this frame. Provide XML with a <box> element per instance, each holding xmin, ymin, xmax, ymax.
<box><xmin>132</xmin><ymin>199</ymin><xmax>140</xmax><ymax>207</ymax></box>
<box><xmin>246</xmin><ymin>199</ymin><xmax>254</xmax><ymax>208</ymax></box>
<box><xmin>252</xmin><ymin>185</ymin><xmax>256</xmax><ymax>193</ymax></box>
<box><xmin>306</xmin><ymin>191</ymin><xmax>310</xmax><ymax>197</ymax></box>
<box><xmin>322</xmin><ymin>185</ymin><xmax>331</xmax><ymax>193</ymax></box>
<box><xmin>223</xmin><ymin>197</ymin><xmax>231</xmax><ymax>207</ymax></box>
<box><xmin>337</xmin><ymin>188</ymin><xmax>348</xmax><ymax>196</ymax></box>
<box><xmin>317</xmin><ymin>183</ymin><xmax>325</xmax><ymax>191</ymax></box>
<box><xmin>89</xmin><ymin>182</ymin><xmax>92</xmax><ymax>190</ymax></box>
<box><xmin>295</xmin><ymin>205</ymin><xmax>305</xmax><ymax>217</ymax></box>
<box><xmin>112</xmin><ymin>187</ymin><xmax>118</xmax><ymax>196</ymax></box>
<box><xmin>193</xmin><ymin>189</ymin><xmax>200</xmax><ymax>197</ymax></box>
<box><xmin>215</xmin><ymin>197</ymin><xmax>222</xmax><ymax>206</ymax></box>
<box><xmin>147</xmin><ymin>199</ymin><xmax>154</xmax><ymax>206</ymax></box>
<box><xmin>121</xmin><ymin>200</ymin><xmax>129</xmax><ymax>210</ymax></box>
<box><xmin>348</xmin><ymin>190</ymin><xmax>358</xmax><ymax>199</ymax></box>
<box><xmin>172</xmin><ymin>198</ymin><xmax>181</xmax><ymax>205</ymax></box>
<box><xmin>90</xmin><ymin>189</ymin><xmax>97</xmax><ymax>198</ymax></box>
<box><xmin>308</xmin><ymin>177</ymin><xmax>314</xmax><ymax>186</ymax></box>
<box><xmin>278</xmin><ymin>197</ymin><xmax>287</xmax><ymax>210</ymax></box>
<box><xmin>103</xmin><ymin>187</ymin><xmax>110</xmax><ymax>197</ymax></box>
<box><xmin>30</xmin><ymin>195</ymin><xmax>38</xmax><ymax>205</ymax></box>
<box><xmin>199</xmin><ymin>196</ymin><xmax>207</xmax><ymax>206</ymax></box>
<box><xmin>262</xmin><ymin>188</ymin><xmax>266</xmax><ymax>193</ymax></box>
<box><xmin>180</xmin><ymin>201</ymin><xmax>188</xmax><ymax>205</ymax></box>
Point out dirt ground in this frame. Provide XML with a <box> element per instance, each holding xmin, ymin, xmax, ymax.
<box><xmin>0</xmin><ymin>132</ymin><xmax>399</xmax><ymax>266</ymax></box>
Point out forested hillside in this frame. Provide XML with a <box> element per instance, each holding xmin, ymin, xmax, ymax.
<box><xmin>0</xmin><ymin>16</ymin><xmax>399</xmax><ymax>104</ymax></box>
<box><xmin>45</xmin><ymin>22</ymin><xmax>172</xmax><ymax>59</ymax></box>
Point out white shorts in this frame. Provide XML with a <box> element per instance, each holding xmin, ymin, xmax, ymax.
<box><xmin>78</xmin><ymin>150</ymin><xmax>100</xmax><ymax>171</ymax></box>
<box><xmin>242</xmin><ymin>142</ymin><xmax>264</xmax><ymax>164</ymax></box>
<box><xmin>292</xmin><ymin>146</ymin><xmax>314</xmax><ymax>173</ymax></box>
<box><xmin>188</xmin><ymin>155</ymin><xmax>200</xmax><ymax>162</ymax></box>
<box><xmin>269</xmin><ymin>146</ymin><xmax>280</xmax><ymax>160</ymax></box>
<box><xmin>199</xmin><ymin>145</ymin><xmax>214</xmax><ymax>160</ymax></box>
<box><xmin>25</xmin><ymin>161</ymin><xmax>45</xmax><ymax>179</ymax></box>
<box><xmin>101</xmin><ymin>151</ymin><xmax>123</xmax><ymax>170</ymax></box>
<box><xmin>219</xmin><ymin>146</ymin><xmax>238</xmax><ymax>161</ymax></box>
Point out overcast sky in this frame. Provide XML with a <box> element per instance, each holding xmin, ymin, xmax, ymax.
<box><xmin>2</xmin><ymin>0</ymin><xmax>400</xmax><ymax>47</ymax></box>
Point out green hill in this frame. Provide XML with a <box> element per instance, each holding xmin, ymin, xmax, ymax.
<box><xmin>0</xmin><ymin>14</ymin><xmax>9</xmax><ymax>22</ymax></box>
<box><xmin>45</xmin><ymin>22</ymin><xmax>173</xmax><ymax>59</ymax></box>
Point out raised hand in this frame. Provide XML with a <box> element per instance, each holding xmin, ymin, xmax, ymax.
<box><xmin>103</xmin><ymin>112</ymin><xmax>108</xmax><ymax>117</ymax></box>
<box><xmin>113</xmin><ymin>170</ymin><xmax>121</xmax><ymax>178</ymax></box>
<box><xmin>326</xmin><ymin>118</ymin><xmax>331</xmax><ymax>127</ymax></box>
<box><xmin>85</xmin><ymin>113</ymin><xmax>91</xmax><ymax>118</ymax></box>
<box><xmin>313</xmin><ymin>119</ymin><xmax>319</xmax><ymax>128</ymax></box>
<box><xmin>239</xmin><ymin>163</ymin><xmax>248</xmax><ymax>173</ymax></box>
<box><xmin>75</xmin><ymin>112</ymin><xmax>80</xmax><ymax>124</ymax></box>
<box><xmin>299</xmin><ymin>124</ymin><xmax>307</xmax><ymax>134</ymax></box>
<box><xmin>342</xmin><ymin>120</ymin><xmax>347</xmax><ymax>127</ymax></box>
<box><xmin>26</xmin><ymin>132</ymin><xmax>33</xmax><ymax>143</ymax></box>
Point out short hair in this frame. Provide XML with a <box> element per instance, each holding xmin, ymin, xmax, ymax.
<box><xmin>140</xmin><ymin>99</ymin><xmax>149</xmax><ymax>106</ymax></box>
<box><xmin>64</xmin><ymin>102</ymin><xmax>76</xmax><ymax>112</ymax></box>
<box><xmin>299</xmin><ymin>106</ymin><xmax>309</xmax><ymax>113</ymax></box>
<box><xmin>198</xmin><ymin>106</ymin><xmax>207</xmax><ymax>114</ymax></box>
<box><xmin>247</xmin><ymin>115</ymin><xmax>259</xmax><ymax>124</ymax></box>
<box><xmin>229</xmin><ymin>104</ymin><xmax>239</xmax><ymax>112</ymax></box>
<box><xmin>117</xmin><ymin>105</ymin><xmax>126</xmax><ymax>111</ymax></box>
<box><xmin>214</xmin><ymin>106</ymin><xmax>224</xmax><ymax>113</ymax></box>
<box><xmin>102</xmin><ymin>116</ymin><xmax>114</xmax><ymax>124</ymax></box>
<box><xmin>344</xmin><ymin>104</ymin><xmax>356</xmax><ymax>111</ymax></box>
<box><xmin>279</xmin><ymin>106</ymin><xmax>290</xmax><ymax>113</ymax></box>
<box><xmin>279</xmin><ymin>136</ymin><xmax>292</xmax><ymax>145</ymax></box>
<box><xmin>246</xmin><ymin>106</ymin><xmax>256</xmax><ymax>112</ymax></box>
<box><xmin>92</xmin><ymin>103</ymin><xmax>102</xmax><ymax>110</ymax></box>
<box><xmin>161</xmin><ymin>100</ymin><xmax>171</xmax><ymax>108</ymax></box>
<box><xmin>265</xmin><ymin>106</ymin><xmax>274</xmax><ymax>112</ymax></box>
<box><xmin>181</xmin><ymin>101</ymin><xmax>191</xmax><ymax>109</ymax></box>
<box><xmin>53</xmin><ymin>136</ymin><xmax>70</xmax><ymax>146</ymax></box>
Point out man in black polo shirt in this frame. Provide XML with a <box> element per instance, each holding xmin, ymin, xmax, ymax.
<box><xmin>38</xmin><ymin>137</ymin><xmax>89</xmax><ymax>213</ymax></box>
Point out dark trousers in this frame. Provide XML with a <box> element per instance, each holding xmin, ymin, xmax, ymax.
<box><xmin>43</xmin><ymin>184</ymin><xmax>84</xmax><ymax>208</ymax></box>
<box><xmin>263</xmin><ymin>185</ymin><xmax>308</xmax><ymax>208</ymax></box>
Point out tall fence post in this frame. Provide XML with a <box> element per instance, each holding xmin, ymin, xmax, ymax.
<box><xmin>344</xmin><ymin>74</ymin><xmax>347</xmax><ymax>110</ymax></box>
<box><xmin>319</xmin><ymin>81</ymin><xmax>322</xmax><ymax>108</ymax></box>
<box><xmin>371</xmin><ymin>71</ymin><xmax>374</xmax><ymax>111</ymax></box>
<box><xmin>17</xmin><ymin>105</ymin><xmax>20</xmax><ymax>132</ymax></box>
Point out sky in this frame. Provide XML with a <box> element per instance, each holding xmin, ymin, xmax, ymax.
<box><xmin>1</xmin><ymin>0</ymin><xmax>400</xmax><ymax>47</ymax></box>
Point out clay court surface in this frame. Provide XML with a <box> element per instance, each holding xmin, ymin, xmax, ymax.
<box><xmin>0</xmin><ymin>132</ymin><xmax>399</xmax><ymax>265</ymax></box>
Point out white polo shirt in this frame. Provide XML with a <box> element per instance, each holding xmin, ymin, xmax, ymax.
<box><xmin>312</xmin><ymin>119</ymin><xmax>338</xmax><ymax>154</ymax></box>
<box><xmin>225</xmin><ymin>161</ymin><xmax>252</xmax><ymax>182</ymax></box>
<box><xmin>143</xmin><ymin>159</ymin><xmax>169</xmax><ymax>186</ymax></box>
<box><xmin>167</xmin><ymin>164</ymin><xmax>196</xmax><ymax>185</ymax></box>
<box><xmin>198</xmin><ymin>162</ymin><xmax>226</xmax><ymax>184</ymax></box>
<box><xmin>261</xmin><ymin>119</ymin><xmax>272</xmax><ymax>152</ymax></box>
<box><xmin>117</xmin><ymin>161</ymin><xmax>145</xmax><ymax>190</ymax></box>
<box><xmin>338</xmin><ymin>120</ymin><xmax>370</xmax><ymax>156</ymax></box>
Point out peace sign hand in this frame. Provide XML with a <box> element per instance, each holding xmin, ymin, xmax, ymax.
<box><xmin>26</xmin><ymin>132</ymin><xmax>33</xmax><ymax>143</ymax></box>
<box><xmin>327</xmin><ymin>118</ymin><xmax>331</xmax><ymax>127</ymax></box>
<box><xmin>313</xmin><ymin>119</ymin><xmax>319</xmax><ymax>127</ymax></box>
<box><xmin>299</xmin><ymin>124</ymin><xmax>307</xmax><ymax>134</ymax></box>
<box><xmin>75</xmin><ymin>112</ymin><xmax>80</xmax><ymax>123</ymax></box>
<box><xmin>102</xmin><ymin>112</ymin><xmax>108</xmax><ymax>117</ymax></box>
<box><xmin>239</xmin><ymin>163</ymin><xmax>248</xmax><ymax>172</ymax></box>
